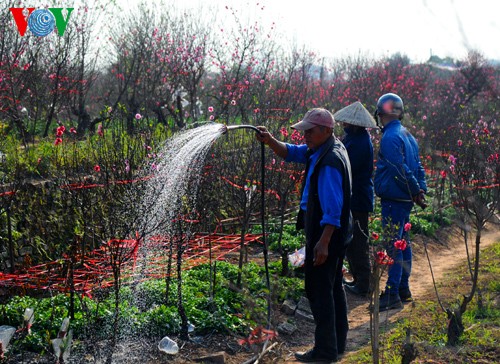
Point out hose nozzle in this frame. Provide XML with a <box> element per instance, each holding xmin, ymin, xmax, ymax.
<box><xmin>224</xmin><ymin>124</ymin><xmax>262</xmax><ymax>134</ymax></box>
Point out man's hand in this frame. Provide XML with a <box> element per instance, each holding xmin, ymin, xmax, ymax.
<box><xmin>255</xmin><ymin>126</ymin><xmax>289</xmax><ymax>159</ymax></box>
<box><xmin>255</xmin><ymin>126</ymin><xmax>272</xmax><ymax>145</ymax></box>
<box><xmin>313</xmin><ymin>240</ymin><xmax>329</xmax><ymax>266</ymax></box>
<box><xmin>413</xmin><ymin>190</ymin><xmax>427</xmax><ymax>210</ymax></box>
<box><xmin>313</xmin><ymin>225</ymin><xmax>335</xmax><ymax>266</ymax></box>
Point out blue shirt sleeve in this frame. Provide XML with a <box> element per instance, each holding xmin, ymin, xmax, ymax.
<box><xmin>318</xmin><ymin>166</ymin><xmax>343</xmax><ymax>228</ymax></box>
<box><xmin>285</xmin><ymin>144</ymin><xmax>308</xmax><ymax>164</ymax></box>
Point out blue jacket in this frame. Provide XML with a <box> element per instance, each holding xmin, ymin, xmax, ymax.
<box><xmin>374</xmin><ymin>120</ymin><xmax>427</xmax><ymax>201</ymax></box>
<box><xmin>342</xmin><ymin>127</ymin><xmax>374</xmax><ymax>212</ymax></box>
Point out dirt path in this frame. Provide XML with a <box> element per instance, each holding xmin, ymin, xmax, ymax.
<box><xmin>279</xmin><ymin>225</ymin><xmax>500</xmax><ymax>363</ymax></box>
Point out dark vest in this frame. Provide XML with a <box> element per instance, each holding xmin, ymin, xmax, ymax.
<box><xmin>297</xmin><ymin>137</ymin><xmax>353</xmax><ymax>257</ymax></box>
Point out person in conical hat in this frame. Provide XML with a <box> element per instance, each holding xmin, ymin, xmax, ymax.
<box><xmin>334</xmin><ymin>101</ymin><xmax>375</xmax><ymax>296</ymax></box>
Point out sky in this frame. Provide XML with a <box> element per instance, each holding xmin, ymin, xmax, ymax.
<box><xmin>156</xmin><ymin>0</ymin><xmax>500</xmax><ymax>63</ymax></box>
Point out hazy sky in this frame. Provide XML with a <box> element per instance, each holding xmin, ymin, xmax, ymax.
<box><xmin>160</xmin><ymin>0</ymin><xmax>499</xmax><ymax>62</ymax></box>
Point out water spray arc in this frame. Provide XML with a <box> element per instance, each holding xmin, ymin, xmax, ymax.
<box><xmin>222</xmin><ymin>124</ymin><xmax>271</xmax><ymax>327</ymax></box>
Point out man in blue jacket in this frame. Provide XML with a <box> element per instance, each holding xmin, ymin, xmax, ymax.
<box><xmin>373</xmin><ymin>93</ymin><xmax>427</xmax><ymax>311</ymax></box>
<box><xmin>256</xmin><ymin>108</ymin><xmax>352</xmax><ymax>362</ymax></box>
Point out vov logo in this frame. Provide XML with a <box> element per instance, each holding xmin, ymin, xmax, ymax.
<box><xmin>9</xmin><ymin>7</ymin><xmax>74</xmax><ymax>37</ymax></box>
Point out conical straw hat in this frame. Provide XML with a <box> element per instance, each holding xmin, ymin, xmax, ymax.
<box><xmin>333</xmin><ymin>101</ymin><xmax>377</xmax><ymax>128</ymax></box>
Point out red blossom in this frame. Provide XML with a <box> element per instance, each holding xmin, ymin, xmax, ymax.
<box><xmin>371</xmin><ymin>232</ymin><xmax>379</xmax><ymax>240</ymax></box>
<box><xmin>291</xmin><ymin>130</ymin><xmax>303</xmax><ymax>143</ymax></box>
<box><xmin>404</xmin><ymin>223</ymin><xmax>412</xmax><ymax>232</ymax></box>
<box><xmin>376</xmin><ymin>251</ymin><xmax>394</xmax><ymax>265</ymax></box>
<box><xmin>54</xmin><ymin>138</ymin><xmax>63</xmax><ymax>146</ymax></box>
<box><xmin>56</xmin><ymin>126</ymin><xmax>65</xmax><ymax>136</ymax></box>
<box><xmin>93</xmin><ymin>165</ymin><xmax>101</xmax><ymax>172</ymax></box>
<box><xmin>394</xmin><ymin>239</ymin><xmax>407</xmax><ymax>251</ymax></box>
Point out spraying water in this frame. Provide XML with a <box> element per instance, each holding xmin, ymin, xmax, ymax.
<box><xmin>95</xmin><ymin>123</ymin><xmax>229</xmax><ymax>361</ymax></box>
<box><xmin>138</xmin><ymin>123</ymin><xmax>226</xmax><ymax>237</ymax></box>
<box><xmin>101</xmin><ymin>122</ymin><xmax>271</xmax><ymax>362</ymax></box>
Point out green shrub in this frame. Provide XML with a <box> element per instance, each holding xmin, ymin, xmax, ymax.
<box><xmin>251</xmin><ymin>222</ymin><xmax>304</xmax><ymax>253</ymax></box>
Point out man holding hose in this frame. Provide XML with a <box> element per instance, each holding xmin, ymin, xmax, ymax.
<box><xmin>256</xmin><ymin>108</ymin><xmax>352</xmax><ymax>363</ymax></box>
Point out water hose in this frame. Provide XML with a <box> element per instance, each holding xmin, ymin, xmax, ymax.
<box><xmin>223</xmin><ymin>125</ymin><xmax>272</xmax><ymax>326</ymax></box>
<box><xmin>224</xmin><ymin>124</ymin><xmax>262</xmax><ymax>134</ymax></box>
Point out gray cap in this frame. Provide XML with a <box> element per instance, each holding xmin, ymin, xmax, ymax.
<box><xmin>291</xmin><ymin>108</ymin><xmax>335</xmax><ymax>130</ymax></box>
<box><xmin>333</xmin><ymin>101</ymin><xmax>377</xmax><ymax>128</ymax></box>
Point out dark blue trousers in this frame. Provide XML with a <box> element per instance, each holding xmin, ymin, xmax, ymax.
<box><xmin>304</xmin><ymin>251</ymin><xmax>348</xmax><ymax>359</ymax></box>
<box><xmin>345</xmin><ymin>211</ymin><xmax>371</xmax><ymax>290</ymax></box>
<box><xmin>381</xmin><ymin>200</ymin><xmax>413</xmax><ymax>294</ymax></box>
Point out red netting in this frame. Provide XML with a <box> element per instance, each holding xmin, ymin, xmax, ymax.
<box><xmin>0</xmin><ymin>233</ymin><xmax>262</xmax><ymax>297</ymax></box>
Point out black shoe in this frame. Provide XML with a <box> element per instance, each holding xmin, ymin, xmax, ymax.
<box><xmin>399</xmin><ymin>288</ymin><xmax>413</xmax><ymax>303</ymax></box>
<box><xmin>345</xmin><ymin>283</ymin><xmax>369</xmax><ymax>296</ymax></box>
<box><xmin>379</xmin><ymin>291</ymin><xmax>403</xmax><ymax>312</ymax></box>
<box><xmin>294</xmin><ymin>348</ymin><xmax>337</xmax><ymax>363</ymax></box>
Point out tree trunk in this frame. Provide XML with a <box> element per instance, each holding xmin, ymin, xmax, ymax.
<box><xmin>175</xmin><ymin>95</ymin><xmax>185</xmax><ymax>128</ymax></box>
<box><xmin>177</xmin><ymin>236</ymin><xmax>188</xmax><ymax>340</ymax></box>
<box><xmin>165</xmin><ymin>237</ymin><xmax>174</xmax><ymax>305</ymax></box>
<box><xmin>446</xmin><ymin>229</ymin><xmax>481</xmax><ymax>346</ymax></box>
<box><xmin>105</xmin><ymin>267</ymin><xmax>120</xmax><ymax>364</ymax></box>
<box><xmin>44</xmin><ymin>94</ymin><xmax>59</xmax><ymax>137</ymax></box>
<box><xmin>278</xmin><ymin>201</ymin><xmax>287</xmax><ymax>276</ymax></box>
<box><xmin>446</xmin><ymin>308</ymin><xmax>464</xmax><ymax>346</ymax></box>
<box><xmin>280</xmin><ymin>251</ymin><xmax>289</xmax><ymax>277</ymax></box>
<box><xmin>371</xmin><ymin>264</ymin><xmax>381</xmax><ymax>364</ymax></box>
<box><xmin>154</xmin><ymin>106</ymin><xmax>167</xmax><ymax>125</ymax></box>
<box><xmin>69</xmin><ymin>248</ymin><xmax>75</xmax><ymax>320</ymax></box>
<box><xmin>236</xmin><ymin>227</ymin><xmax>247</xmax><ymax>288</ymax></box>
<box><xmin>7</xmin><ymin>207</ymin><xmax>15</xmax><ymax>273</ymax></box>
<box><xmin>75</xmin><ymin>106</ymin><xmax>92</xmax><ymax>135</ymax></box>
<box><xmin>401</xmin><ymin>328</ymin><xmax>417</xmax><ymax>364</ymax></box>
<box><xmin>11</xmin><ymin>116</ymin><xmax>31</xmax><ymax>144</ymax></box>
